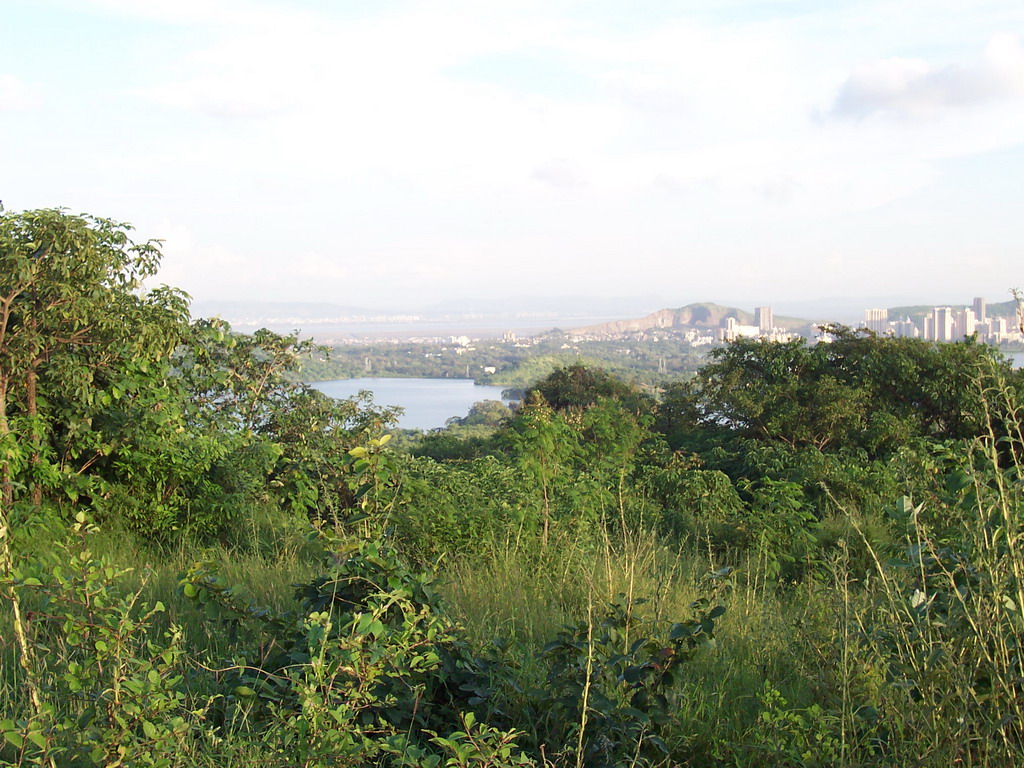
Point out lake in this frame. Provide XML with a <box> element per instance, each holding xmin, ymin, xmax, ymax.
<box><xmin>310</xmin><ymin>377</ymin><xmax>514</xmax><ymax>430</ymax></box>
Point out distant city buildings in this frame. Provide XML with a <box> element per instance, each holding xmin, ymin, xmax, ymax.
<box><xmin>720</xmin><ymin>317</ymin><xmax>761</xmax><ymax>342</ymax></box>
<box><xmin>557</xmin><ymin>298</ymin><xmax>1021</xmax><ymax>350</ymax></box>
<box><xmin>719</xmin><ymin>308</ymin><xmax>794</xmax><ymax>343</ymax></box>
<box><xmin>893</xmin><ymin>317</ymin><xmax>919</xmax><ymax>338</ymax></box>
<box><xmin>859</xmin><ymin>299</ymin><xmax>1022</xmax><ymax>345</ymax></box>
<box><xmin>973</xmin><ymin>297</ymin><xmax>987</xmax><ymax>324</ymax></box>
<box><xmin>934</xmin><ymin>307</ymin><xmax>954</xmax><ymax>342</ymax></box>
<box><xmin>863</xmin><ymin>308</ymin><xmax>888</xmax><ymax>334</ymax></box>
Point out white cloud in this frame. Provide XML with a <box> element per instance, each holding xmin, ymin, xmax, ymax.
<box><xmin>833</xmin><ymin>33</ymin><xmax>1024</xmax><ymax>119</ymax></box>
<box><xmin>11</xmin><ymin>0</ymin><xmax>1024</xmax><ymax>306</ymax></box>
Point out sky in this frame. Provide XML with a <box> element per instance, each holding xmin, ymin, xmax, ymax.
<box><xmin>2</xmin><ymin>0</ymin><xmax>1023</xmax><ymax>313</ymax></box>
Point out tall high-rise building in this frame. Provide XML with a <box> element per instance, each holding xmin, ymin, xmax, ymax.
<box><xmin>973</xmin><ymin>297</ymin><xmax>987</xmax><ymax>324</ymax></box>
<box><xmin>863</xmin><ymin>308</ymin><xmax>889</xmax><ymax>334</ymax></box>
<box><xmin>933</xmin><ymin>307</ymin><xmax>954</xmax><ymax>342</ymax></box>
<box><xmin>955</xmin><ymin>308</ymin><xmax>977</xmax><ymax>338</ymax></box>
<box><xmin>754</xmin><ymin>306</ymin><xmax>773</xmax><ymax>333</ymax></box>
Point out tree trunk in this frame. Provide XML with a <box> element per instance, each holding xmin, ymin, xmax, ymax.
<box><xmin>25</xmin><ymin>301</ymin><xmax>42</xmax><ymax>507</ymax></box>
<box><xmin>0</xmin><ymin>374</ymin><xmax>12</xmax><ymax>508</ymax></box>
<box><xmin>27</xmin><ymin>363</ymin><xmax>42</xmax><ymax>506</ymax></box>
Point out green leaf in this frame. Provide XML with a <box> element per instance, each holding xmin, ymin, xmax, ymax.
<box><xmin>4</xmin><ymin>731</ymin><xmax>24</xmax><ymax>749</ymax></box>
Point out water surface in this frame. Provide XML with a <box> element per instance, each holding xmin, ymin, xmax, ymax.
<box><xmin>311</xmin><ymin>377</ymin><xmax>512</xmax><ymax>430</ymax></box>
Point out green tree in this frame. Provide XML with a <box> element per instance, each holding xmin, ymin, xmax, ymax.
<box><xmin>526</xmin><ymin>363</ymin><xmax>653</xmax><ymax>417</ymax></box>
<box><xmin>500</xmin><ymin>393</ymin><xmax>579</xmax><ymax>546</ymax></box>
<box><xmin>0</xmin><ymin>208</ymin><xmax>186</xmax><ymax>508</ymax></box>
<box><xmin>667</xmin><ymin>328</ymin><xmax>1013</xmax><ymax>458</ymax></box>
<box><xmin>450</xmin><ymin>399</ymin><xmax>512</xmax><ymax>428</ymax></box>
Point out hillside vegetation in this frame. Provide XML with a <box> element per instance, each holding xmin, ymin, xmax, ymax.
<box><xmin>3</xmin><ymin>209</ymin><xmax>1024</xmax><ymax>767</ymax></box>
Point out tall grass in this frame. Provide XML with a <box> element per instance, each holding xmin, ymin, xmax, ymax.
<box><xmin>3</xmin><ymin>370</ymin><xmax>1023</xmax><ymax>765</ymax></box>
<box><xmin>440</xmin><ymin>370</ymin><xmax>1023</xmax><ymax>765</ymax></box>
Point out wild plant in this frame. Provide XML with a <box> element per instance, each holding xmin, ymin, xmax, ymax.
<box><xmin>844</xmin><ymin>364</ymin><xmax>1024</xmax><ymax>766</ymax></box>
<box><xmin>1</xmin><ymin>511</ymin><xmax>196</xmax><ymax>767</ymax></box>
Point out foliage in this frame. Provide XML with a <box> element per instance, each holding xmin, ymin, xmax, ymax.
<box><xmin>0</xmin><ymin>208</ymin><xmax>409</xmax><ymax>539</ymax></box>
<box><xmin>746</xmin><ymin>686</ymin><xmax>846</xmax><ymax>767</ymax></box>
<box><xmin>532</xmin><ymin>591</ymin><xmax>725</xmax><ymax>767</ymax></box>
<box><xmin>1</xmin><ymin>512</ymin><xmax>195</xmax><ymax>767</ymax></box>
<box><xmin>6</xmin><ymin>204</ymin><xmax>1024</xmax><ymax>766</ymax></box>
<box><xmin>850</xmin><ymin>421</ymin><xmax>1024</xmax><ymax>765</ymax></box>
<box><xmin>262</xmin><ymin>387</ymin><xmax>399</xmax><ymax>517</ymax></box>
<box><xmin>0</xmin><ymin>208</ymin><xmax>189</xmax><ymax>508</ymax></box>
<box><xmin>179</xmin><ymin>535</ymin><xmax>533</xmax><ymax>766</ymax></box>
<box><xmin>525</xmin><ymin>364</ymin><xmax>654</xmax><ymax>417</ymax></box>
<box><xmin>660</xmin><ymin>329</ymin><xmax>1016</xmax><ymax>461</ymax></box>
<box><xmin>390</xmin><ymin>455</ymin><xmax>536</xmax><ymax>565</ymax></box>
<box><xmin>499</xmin><ymin>394</ymin><xmax>584</xmax><ymax>547</ymax></box>
<box><xmin>449</xmin><ymin>400</ymin><xmax>513</xmax><ymax>428</ymax></box>
<box><xmin>638</xmin><ymin>453</ymin><xmax>747</xmax><ymax>543</ymax></box>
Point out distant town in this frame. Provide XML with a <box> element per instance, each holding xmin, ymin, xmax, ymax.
<box><xmin>860</xmin><ymin>298</ymin><xmax>1021</xmax><ymax>344</ymax></box>
<box><xmin>558</xmin><ymin>298</ymin><xmax>1023</xmax><ymax>348</ymax></box>
<box><xmin>204</xmin><ymin>296</ymin><xmax>1024</xmax><ymax>352</ymax></box>
<box><xmin>719</xmin><ymin>299</ymin><xmax>1022</xmax><ymax>345</ymax></box>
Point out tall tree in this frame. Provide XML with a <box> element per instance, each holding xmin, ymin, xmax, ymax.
<box><xmin>0</xmin><ymin>208</ymin><xmax>182</xmax><ymax>506</ymax></box>
<box><xmin>664</xmin><ymin>327</ymin><xmax>1014</xmax><ymax>458</ymax></box>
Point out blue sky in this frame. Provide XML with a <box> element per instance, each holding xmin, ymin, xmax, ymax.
<box><xmin>2</xmin><ymin>0</ymin><xmax>1023</xmax><ymax>311</ymax></box>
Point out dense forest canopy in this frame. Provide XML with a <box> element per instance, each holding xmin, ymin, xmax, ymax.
<box><xmin>2</xmin><ymin>208</ymin><xmax>1024</xmax><ymax>767</ymax></box>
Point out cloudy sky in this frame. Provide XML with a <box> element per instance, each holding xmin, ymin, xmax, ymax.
<box><xmin>2</xmin><ymin>0</ymin><xmax>1023</xmax><ymax>311</ymax></box>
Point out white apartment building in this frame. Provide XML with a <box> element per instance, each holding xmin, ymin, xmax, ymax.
<box><xmin>933</xmin><ymin>307</ymin><xmax>954</xmax><ymax>342</ymax></box>
<box><xmin>720</xmin><ymin>316</ymin><xmax>761</xmax><ymax>342</ymax></box>
<box><xmin>863</xmin><ymin>308</ymin><xmax>889</xmax><ymax>334</ymax></box>
<box><xmin>954</xmin><ymin>308</ymin><xmax>976</xmax><ymax>339</ymax></box>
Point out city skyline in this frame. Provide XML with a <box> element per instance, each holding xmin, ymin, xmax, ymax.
<box><xmin>862</xmin><ymin>297</ymin><xmax>1022</xmax><ymax>344</ymax></box>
